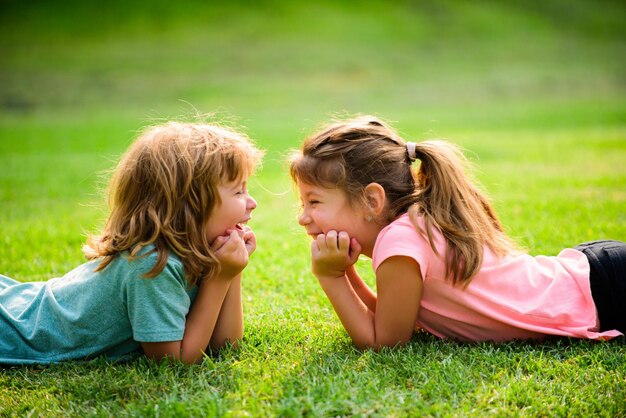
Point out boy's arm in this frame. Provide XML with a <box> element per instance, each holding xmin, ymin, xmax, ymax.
<box><xmin>142</xmin><ymin>230</ymin><xmax>247</xmax><ymax>364</ymax></box>
<box><xmin>178</xmin><ymin>271</ymin><xmax>236</xmax><ymax>362</ymax></box>
<box><xmin>141</xmin><ymin>274</ymin><xmax>233</xmax><ymax>364</ymax></box>
<box><xmin>209</xmin><ymin>226</ymin><xmax>254</xmax><ymax>350</ymax></box>
<box><xmin>209</xmin><ymin>273</ymin><xmax>243</xmax><ymax>350</ymax></box>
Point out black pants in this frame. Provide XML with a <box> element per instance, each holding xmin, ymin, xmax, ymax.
<box><xmin>575</xmin><ymin>240</ymin><xmax>626</xmax><ymax>333</ymax></box>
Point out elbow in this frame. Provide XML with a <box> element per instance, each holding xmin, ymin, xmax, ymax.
<box><xmin>144</xmin><ymin>351</ymin><xmax>199</xmax><ymax>365</ymax></box>
<box><xmin>179</xmin><ymin>346</ymin><xmax>205</xmax><ymax>364</ymax></box>
<box><xmin>354</xmin><ymin>342</ymin><xmax>376</xmax><ymax>351</ymax></box>
<box><xmin>179</xmin><ymin>354</ymin><xmax>204</xmax><ymax>365</ymax></box>
<box><xmin>353</xmin><ymin>342</ymin><xmax>394</xmax><ymax>352</ymax></box>
<box><xmin>209</xmin><ymin>340</ymin><xmax>240</xmax><ymax>351</ymax></box>
<box><xmin>209</xmin><ymin>335</ymin><xmax>243</xmax><ymax>352</ymax></box>
<box><xmin>352</xmin><ymin>337</ymin><xmax>380</xmax><ymax>351</ymax></box>
<box><xmin>353</xmin><ymin>337</ymin><xmax>409</xmax><ymax>352</ymax></box>
<box><xmin>180</xmin><ymin>345</ymin><xmax>212</xmax><ymax>364</ymax></box>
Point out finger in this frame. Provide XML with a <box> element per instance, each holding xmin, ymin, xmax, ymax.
<box><xmin>210</xmin><ymin>235</ymin><xmax>229</xmax><ymax>251</ymax></box>
<box><xmin>338</xmin><ymin>231</ymin><xmax>350</xmax><ymax>252</ymax></box>
<box><xmin>325</xmin><ymin>230</ymin><xmax>338</xmax><ymax>249</ymax></box>
<box><xmin>316</xmin><ymin>233</ymin><xmax>328</xmax><ymax>251</ymax></box>
<box><xmin>311</xmin><ymin>240</ymin><xmax>320</xmax><ymax>255</ymax></box>
<box><xmin>230</xmin><ymin>229</ymin><xmax>243</xmax><ymax>243</ymax></box>
<box><xmin>349</xmin><ymin>238</ymin><xmax>363</xmax><ymax>263</ymax></box>
<box><xmin>217</xmin><ymin>230</ymin><xmax>242</xmax><ymax>254</ymax></box>
<box><xmin>243</xmin><ymin>229</ymin><xmax>255</xmax><ymax>242</ymax></box>
<box><xmin>245</xmin><ymin>241</ymin><xmax>256</xmax><ymax>255</ymax></box>
<box><xmin>227</xmin><ymin>227</ymin><xmax>245</xmax><ymax>239</ymax></box>
<box><xmin>244</xmin><ymin>231</ymin><xmax>256</xmax><ymax>255</ymax></box>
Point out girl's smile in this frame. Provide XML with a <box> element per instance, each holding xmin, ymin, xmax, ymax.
<box><xmin>297</xmin><ymin>181</ymin><xmax>382</xmax><ymax>258</ymax></box>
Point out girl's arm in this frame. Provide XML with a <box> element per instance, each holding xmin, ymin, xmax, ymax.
<box><xmin>142</xmin><ymin>229</ymin><xmax>249</xmax><ymax>364</ymax></box>
<box><xmin>345</xmin><ymin>264</ymin><xmax>377</xmax><ymax>312</ymax></box>
<box><xmin>317</xmin><ymin>234</ymin><xmax>377</xmax><ymax>311</ymax></box>
<box><xmin>313</xmin><ymin>231</ymin><xmax>422</xmax><ymax>350</ymax></box>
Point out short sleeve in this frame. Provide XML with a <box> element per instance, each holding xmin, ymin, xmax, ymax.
<box><xmin>372</xmin><ymin>215</ymin><xmax>432</xmax><ymax>277</ymax></box>
<box><xmin>124</xmin><ymin>257</ymin><xmax>191</xmax><ymax>343</ymax></box>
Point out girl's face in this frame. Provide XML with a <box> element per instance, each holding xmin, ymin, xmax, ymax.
<box><xmin>297</xmin><ymin>181</ymin><xmax>383</xmax><ymax>258</ymax></box>
<box><xmin>205</xmin><ymin>178</ymin><xmax>257</xmax><ymax>243</ymax></box>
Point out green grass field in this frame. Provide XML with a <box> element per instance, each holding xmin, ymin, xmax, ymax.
<box><xmin>1</xmin><ymin>0</ymin><xmax>625</xmax><ymax>416</ymax></box>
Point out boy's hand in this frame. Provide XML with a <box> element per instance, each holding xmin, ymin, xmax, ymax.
<box><xmin>241</xmin><ymin>225</ymin><xmax>256</xmax><ymax>256</ymax></box>
<box><xmin>311</xmin><ymin>230</ymin><xmax>362</xmax><ymax>280</ymax></box>
<box><xmin>210</xmin><ymin>229</ymin><xmax>250</xmax><ymax>279</ymax></box>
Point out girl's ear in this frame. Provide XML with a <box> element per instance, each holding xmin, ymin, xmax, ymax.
<box><xmin>363</xmin><ymin>183</ymin><xmax>386</xmax><ymax>216</ymax></box>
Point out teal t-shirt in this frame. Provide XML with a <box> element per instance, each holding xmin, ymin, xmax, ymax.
<box><xmin>0</xmin><ymin>247</ymin><xmax>198</xmax><ymax>364</ymax></box>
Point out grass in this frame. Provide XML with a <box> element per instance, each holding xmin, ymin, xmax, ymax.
<box><xmin>1</xmin><ymin>0</ymin><xmax>625</xmax><ymax>416</ymax></box>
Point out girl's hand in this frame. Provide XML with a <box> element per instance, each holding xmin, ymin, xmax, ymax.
<box><xmin>210</xmin><ymin>229</ymin><xmax>249</xmax><ymax>280</ymax></box>
<box><xmin>311</xmin><ymin>230</ymin><xmax>362</xmax><ymax>280</ymax></box>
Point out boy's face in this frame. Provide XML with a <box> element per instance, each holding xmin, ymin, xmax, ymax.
<box><xmin>297</xmin><ymin>181</ymin><xmax>380</xmax><ymax>257</ymax></box>
<box><xmin>205</xmin><ymin>178</ymin><xmax>257</xmax><ymax>243</ymax></box>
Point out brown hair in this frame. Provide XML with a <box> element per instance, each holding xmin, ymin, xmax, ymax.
<box><xmin>84</xmin><ymin>121</ymin><xmax>263</xmax><ymax>286</ymax></box>
<box><xmin>290</xmin><ymin>115</ymin><xmax>517</xmax><ymax>286</ymax></box>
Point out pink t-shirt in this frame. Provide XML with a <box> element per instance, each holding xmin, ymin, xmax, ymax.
<box><xmin>372</xmin><ymin>214</ymin><xmax>623</xmax><ymax>342</ymax></box>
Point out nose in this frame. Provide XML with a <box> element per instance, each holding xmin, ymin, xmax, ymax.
<box><xmin>247</xmin><ymin>195</ymin><xmax>257</xmax><ymax>211</ymax></box>
<box><xmin>298</xmin><ymin>207</ymin><xmax>310</xmax><ymax>226</ymax></box>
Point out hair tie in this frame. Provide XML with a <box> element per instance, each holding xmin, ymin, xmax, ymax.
<box><xmin>406</xmin><ymin>142</ymin><xmax>417</xmax><ymax>161</ymax></box>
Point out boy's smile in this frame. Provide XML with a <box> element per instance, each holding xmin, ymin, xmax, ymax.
<box><xmin>205</xmin><ymin>179</ymin><xmax>256</xmax><ymax>242</ymax></box>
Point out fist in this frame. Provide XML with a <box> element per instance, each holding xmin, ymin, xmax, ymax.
<box><xmin>311</xmin><ymin>230</ymin><xmax>361</xmax><ymax>279</ymax></box>
<box><xmin>210</xmin><ymin>229</ymin><xmax>250</xmax><ymax>279</ymax></box>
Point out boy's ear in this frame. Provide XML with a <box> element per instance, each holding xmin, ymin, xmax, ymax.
<box><xmin>363</xmin><ymin>183</ymin><xmax>386</xmax><ymax>215</ymax></box>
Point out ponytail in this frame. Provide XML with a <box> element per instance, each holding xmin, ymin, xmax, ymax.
<box><xmin>410</xmin><ymin>140</ymin><xmax>516</xmax><ymax>286</ymax></box>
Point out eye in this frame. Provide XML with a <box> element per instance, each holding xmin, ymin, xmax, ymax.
<box><xmin>236</xmin><ymin>183</ymin><xmax>247</xmax><ymax>195</ymax></box>
<box><xmin>308</xmin><ymin>200</ymin><xmax>320</xmax><ymax>205</ymax></box>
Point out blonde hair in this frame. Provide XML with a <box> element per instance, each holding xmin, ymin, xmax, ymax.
<box><xmin>84</xmin><ymin>121</ymin><xmax>263</xmax><ymax>286</ymax></box>
<box><xmin>290</xmin><ymin>115</ymin><xmax>517</xmax><ymax>286</ymax></box>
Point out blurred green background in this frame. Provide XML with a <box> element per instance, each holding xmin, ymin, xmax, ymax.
<box><xmin>1</xmin><ymin>0</ymin><xmax>625</xmax><ymax>281</ymax></box>
<box><xmin>2</xmin><ymin>0</ymin><xmax>624</xmax><ymax>128</ymax></box>
<box><xmin>1</xmin><ymin>0</ymin><xmax>625</xmax><ymax>278</ymax></box>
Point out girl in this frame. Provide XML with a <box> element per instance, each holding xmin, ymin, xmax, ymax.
<box><xmin>0</xmin><ymin>121</ymin><xmax>263</xmax><ymax>364</ymax></box>
<box><xmin>290</xmin><ymin>115</ymin><xmax>625</xmax><ymax>350</ymax></box>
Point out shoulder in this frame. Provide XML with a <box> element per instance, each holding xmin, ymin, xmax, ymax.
<box><xmin>378</xmin><ymin>214</ymin><xmax>419</xmax><ymax>240</ymax></box>
<box><xmin>372</xmin><ymin>214</ymin><xmax>433</xmax><ymax>271</ymax></box>
<box><xmin>133</xmin><ymin>245</ymin><xmax>182</xmax><ymax>269</ymax></box>
<box><xmin>113</xmin><ymin>245</ymin><xmax>186</xmax><ymax>285</ymax></box>
<box><xmin>374</xmin><ymin>214</ymin><xmax>426</xmax><ymax>251</ymax></box>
